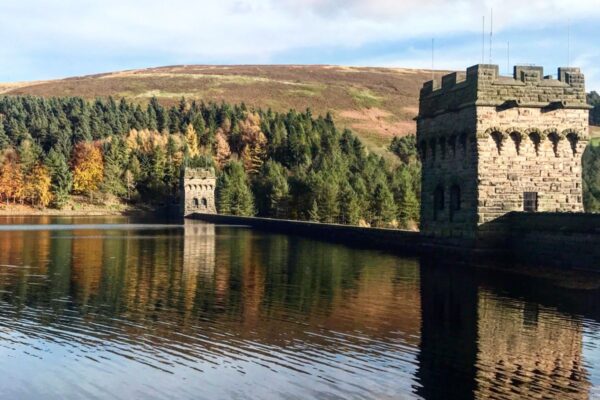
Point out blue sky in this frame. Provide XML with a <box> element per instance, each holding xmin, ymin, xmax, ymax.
<box><xmin>1</xmin><ymin>0</ymin><xmax>600</xmax><ymax>91</ymax></box>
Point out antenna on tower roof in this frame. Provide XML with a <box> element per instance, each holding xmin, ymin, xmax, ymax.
<box><xmin>489</xmin><ymin>8</ymin><xmax>493</xmax><ymax>64</ymax></box>
<box><xmin>567</xmin><ymin>18</ymin><xmax>571</xmax><ymax>67</ymax></box>
<box><xmin>481</xmin><ymin>15</ymin><xmax>485</xmax><ymax>64</ymax></box>
<box><xmin>431</xmin><ymin>38</ymin><xmax>435</xmax><ymax>81</ymax></box>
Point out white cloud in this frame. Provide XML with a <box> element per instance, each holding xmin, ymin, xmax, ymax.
<box><xmin>0</xmin><ymin>0</ymin><xmax>599</xmax><ymax>89</ymax></box>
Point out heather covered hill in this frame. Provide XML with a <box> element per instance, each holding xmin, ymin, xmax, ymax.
<box><xmin>0</xmin><ymin>65</ymin><xmax>447</xmax><ymax>157</ymax></box>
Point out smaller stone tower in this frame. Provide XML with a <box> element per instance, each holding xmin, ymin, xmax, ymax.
<box><xmin>181</xmin><ymin>168</ymin><xmax>217</xmax><ymax>217</ymax></box>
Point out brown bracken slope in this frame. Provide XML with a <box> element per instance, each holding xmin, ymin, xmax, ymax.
<box><xmin>0</xmin><ymin>65</ymin><xmax>449</xmax><ymax>158</ymax></box>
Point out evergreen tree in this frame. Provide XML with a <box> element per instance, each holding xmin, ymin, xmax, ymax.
<box><xmin>45</xmin><ymin>148</ymin><xmax>73</xmax><ymax>208</ymax></box>
<box><xmin>255</xmin><ymin>160</ymin><xmax>289</xmax><ymax>218</ymax></box>
<box><xmin>371</xmin><ymin>181</ymin><xmax>397</xmax><ymax>227</ymax></box>
<box><xmin>217</xmin><ymin>161</ymin><xmax>254</xmax><ymax>216</ymax></box>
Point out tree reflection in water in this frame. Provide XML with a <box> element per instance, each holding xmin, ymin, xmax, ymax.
<box><xmin>0</xmin><ymin>217</ymin><xmax>597</xmax><ymax>399</ymax></box>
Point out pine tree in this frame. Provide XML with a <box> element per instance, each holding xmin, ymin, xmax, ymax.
<box><xmin>371</xmin><ymin>181</ymin><xmax>397</xmax><ymax>227</ymax></box>
<box><xmin>255</xmin><ymin>160</ymin><xmax>289</xmax><ymax>218</ymax></box>
<box><xmin>217</xmin><ymin>161</ymin><xmax>254</xmax><ymax>216</ymax></box>
<box><xmin>45</xmin><ymin>148</ymin><xmax>73</xmax><ymax>208</ymax></box>
<box><xmin>308</xmin><ymin>199</ymin><xmax>320</xmax><ymax>222</ymax></box>
<box><xmin>338</xmin><ymin>183</ymin><xmax>360</xmax><ymax>225</ymax></box>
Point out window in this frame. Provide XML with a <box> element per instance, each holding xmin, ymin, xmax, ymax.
<box><xmin>490</xmin><ymin>131</ymin><xmax>504</xmax><ymax>154</ymax></box>
<box><xmin>523</xmin><ymin>192</ymin><xmax>538</xmax><ymax>212</ymax></box>
<box><xmin>193</xmin><ymin>198</ymin><xmax>199</xmax><ymax>208</ymax></box>
<box><xmin>510</xmin><ymin>132</ymin><xmax>522</xmax><ymax>154</ymax></box>
<box><xmin>449</xmin><ymin>185</ymin><xmax>461</xmax><ymax>221</ymax></box>
<box><xmin>433</xmin><ymin>185</ymin><xmax>445</xmax><ymax>221</ymax></box>
<box><xmin>548</xmin><ymin>132</ymin><xmax>561</xmax><ymax>157</ymax></box>
<box><xmin>201</xmin><ymin>198</ymin><xmax>208</xmax><ymax>207</ymax></box>
<box><xmin>566</xmin><ymin>133</ymin><xmax>578</xmax><ymax>155</ymax></box>
<box><xmin>528</xmin><ymin>132</ymin><xmax>541</xmax><ymax>155</ymax></box>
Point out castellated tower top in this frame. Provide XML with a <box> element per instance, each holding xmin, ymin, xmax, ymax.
<box><xmin>417</xmin><ymin>63</ymin><xmax>590</xmax><ymax>240</ymax></box>
<box><xmin>418</xmin><ymin>64</ymin><xmax>590</xmax><ymax>119</ymax></box>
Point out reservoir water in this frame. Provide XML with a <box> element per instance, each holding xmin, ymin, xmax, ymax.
<box><xmin>0</xmin><ymin>216</ymin><xmax>598</xmax><ymax>399</ymax></box>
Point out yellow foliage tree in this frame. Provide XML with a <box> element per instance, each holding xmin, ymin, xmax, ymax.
<box><xmin>185</xmin><ymin>124</ymin><xmax>200</xmax><ymax>158</ymax></box>
<box><xmin>72</xmin><ymin>142</ymin><xmax>104</xmax><ymax>197</ymax></box>
<box><xmin>27</xmin><ymin>164</ymin><xmax>53</xmax><ymax>207</ymax></box>
<box><xmin>238</xmin><ymin>113</ymin><xmax>267</xmax><ymax>174</ymax></box>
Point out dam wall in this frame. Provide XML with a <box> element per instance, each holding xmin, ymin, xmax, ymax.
<box><xmin>188</xmin><ymin>212</ymin><xmax>600</xmax><ymax>271</ymax></box>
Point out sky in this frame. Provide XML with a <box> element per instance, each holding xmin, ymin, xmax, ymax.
<box><xmin>1</xmin><ymin>0</ymin><xmax>600</xmax><ymax>90</ymax></box>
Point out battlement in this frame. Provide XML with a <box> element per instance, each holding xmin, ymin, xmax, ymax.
<box><xmin>184</xmin><ymin>168</ymin><xmax>216</xmax><ymax>180</ymax></box>
<box><xmin>419</xmin><ymin>64</ymin><xmax>588</xmax><ymax>119</ymax></box>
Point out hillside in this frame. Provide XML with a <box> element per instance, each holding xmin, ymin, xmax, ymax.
<box><xmin>0</xmin><ymin>65</ymin><xmax>448</xmax><ymax>159</ymax></box>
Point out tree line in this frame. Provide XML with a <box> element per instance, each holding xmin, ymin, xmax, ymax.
<box><xmin>0</xmin><ymin>96</ymin><xmax>420</xmax><ymax>228</ymax></box>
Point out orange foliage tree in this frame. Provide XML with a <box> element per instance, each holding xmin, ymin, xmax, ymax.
<box><xmin>238</xmin><ymin>113</ymin><xmax>267</xmax><ymax>174</ymax></box>
<box><xmin>0</xmin><ymin>149</ymin><xmax>24</xmax><ymax>205</ymax></box>
<box><xmin>72</xmin><ymin>142</ymin><xmax>104</xmax><ymax>197</ymax></box>
<box><xmin>23</xmin><ymin>164</ymin><xmax>53</xmax><ymax>207</ymax></box>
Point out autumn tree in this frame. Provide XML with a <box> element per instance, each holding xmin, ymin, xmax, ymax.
<box><xmin>214</xmin><ymin>129</ymin><xmax>231</xmax><ymax>168</ymax></box>
<box><xmin>184</xmin><ymin>124</ymin><xmax>200</xmax><ymax>158</ymax></box>
<box><xmin>72</xmin><ymin>142</ymin><xmax>104</xmax><ymax>197</ymax></box>
<box><xmin>239</xmin><ymin>113</ymin><xmax>267</xmax><ymax>174</ymax></box>
<box><xmin>27</xmin><ymin>164</ymin><xmax>53</xmax><ymax>207</ymax></box>
<box><xmin>0</xmin><ymin>149</ymin><xmax>23</xmax><ymax>205</ymax></box>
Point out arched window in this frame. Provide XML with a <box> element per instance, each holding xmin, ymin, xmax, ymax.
<box><xmin>448</xmin><ymin>135</ymin><xmax>457</xmax><ymax>157</ymax></box>
<box><xmin>510</xmin><ymin>132</ymin><xmax>522</xmax><ymax>155</ymax></box>
<box><xmin>429</xmin><ymin>139</ymin><xmax>437</xmax><ymax>161</ymax></box>
<box><xmin>439</xmin><ymin>137</ymin><xmax>447</xmax><ymax>160</ymax></box>
<box><xmin>201</xmin><ymin>198</ymin><xmax>208</xmax><ymax>208</ymax></box>
<box><xmin>419</xmin><ymin>141</ymin><xmax>427</xmax><ymax>162</ymax></box>
<box><xmin>449</xmin><ymin>184</ymin><xmax>461</xmax><ymax>222</ymax></box>
<box><xmin>528</xmin><ymin>131</ymin><xmax>541</xmax><ymax>155</ymax></box>
<box><xmin>548</xmin><ymin>131</ymin><xmax>561</xmax><ymax>157</ymax></box>
<box><xmin>490</xmin><ymin>131</ymin><xmax>504</xmax><ymax>154</ymax></box>
<box><xmin>433</xmin><ymin>185</ymin><xmax>445</xmax><ymax>221</ymax></box>
<box><xmin>459</xmin><ymin>133</ymin><xmax>468</xmax><ymax>156</ymax></box>
<box><xmin>193</xmin><ymin>198</ymin><xmax>199</xmax><ymax>208</ymax></box>
<box><xmin>566</xmin><ymin>132</ymin><xmax>579</xmax><ymax>155</ymax></box>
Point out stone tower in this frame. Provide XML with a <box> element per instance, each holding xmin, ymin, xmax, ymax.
<box><xmin>417</xmin><ymin>64</ymin><xmax>590</xmax><ymax>239</ymax></box>
<box><xmin>181</xmin><ymin>168</ymin><xmax>217</xmax><ymax>217</ymax></box>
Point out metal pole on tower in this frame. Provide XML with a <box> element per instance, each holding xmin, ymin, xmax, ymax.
<box><xmin>482</xmin><ymin>16</ymin><xmax>485</xmax><ymax>64</ymax></box>
<box><xmin>489</xmin><ymin>8</ymin><xmax>493</xmax><ymax>64</ymax></box>
<box><xmin>432</xmin><ymin>38</ymin><xmax>435</xmax><ymax>81</ymax></box>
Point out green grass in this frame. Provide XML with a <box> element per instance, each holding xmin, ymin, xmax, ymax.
<box><xmin>348</xmin><ymin>87</ymin><xmax>382</xmax><ymax>108</ymax></box>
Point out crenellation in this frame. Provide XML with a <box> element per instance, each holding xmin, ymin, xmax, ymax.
<box><xmin>417</xmin><ymin>63</ymin><xmax>590</xmax><ymax>239</ymax></box>
<box><xmin>181</xmin><ymin>167</ymin><xmax>217</xmax><ymax>217</ymax></box>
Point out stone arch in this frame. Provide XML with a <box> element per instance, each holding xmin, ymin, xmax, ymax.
<box><xmin>439</xmin><ymin>137</ymin><xmax>447</xmax><ymax>159</ymax></box>
<box><xmin>193</xmin><ymin>198</ymin><xmax>199</xmax><ymax>208</ymax></box>
<box><xmin>419</xmin><ymin>141</ymin><xmax>427</xmax><ymax>162</ymax></box>
<box><xmin>458</xmin><ymin>132</ymin><xmax>468</xmax><ymax>155</ymax></box>
<box><xmin>545</xmin><ymin>129</ymin><xmax>562</xmax><ymax>157</ymax></box>
<box><xmin>449</xmin><ymin>183</ymin><xmax>461</xmax><ymax>222</ymax></box>
<box><xmin>429</xmin><ymin>138</ymin><xmax>437</xmax><ymax>161</ymax></box>
<box><xmin>201</xmin><ymin>198</ymin><xmax>208</xmax><ymax>208</ymax></box>
<box><xmin>525</xmin><ymin>128</ymin><xmax>543</xmax><ymax>155</ymax></box>
<box><xmin>507</xmin><ymin>129</ymin><xmax>524</xmax><ymax>155</ymax></box>
<box><xmin>563</xmin><ymin>129</ymin><xmax>581</xmax><ymax>155</ymax></box>
<box><xmin>448</xmin><ymin>134</ymin><xmax>457</xmax><ymax>157</ymax></box>
<box><xmin>485</xmin><ymin>127</ymin><xmax>506</xmax><ymax>154</ymax></box>
<box><xmin>433</xmin><ymin>184</ymin><xmax>445</xmax><ymax>221</ymax></box>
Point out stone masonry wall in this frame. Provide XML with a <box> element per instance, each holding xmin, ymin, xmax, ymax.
<box><xmin>477</xmin><ymin>107</ymin><xmax>588</xmax><ymax>223</ymax></box>
<box><xmin>417</xmin><ymin>63</ymin><xmax>590</xmax><ymax>238</ymax></box>
<box><xmin>418</xmin><ymin>107</ymin><xmax>479</xmax><ymax>238</ymax></box>
<box><xmin>182</xmin><ymin>168</ymin><xmax>216</xmax><ymax>216</ymax></box>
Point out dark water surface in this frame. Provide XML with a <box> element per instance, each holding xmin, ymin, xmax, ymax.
<box><xmin>0</xmin><ymin>216</ymin><xmax>599</xmax><ymax>399</ymax></box>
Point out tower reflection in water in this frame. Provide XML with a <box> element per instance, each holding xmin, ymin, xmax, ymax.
<box><xmin>0</xmin><ymin>219</ymin><xmax>596</xmax><ymax>399</ymax></box>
